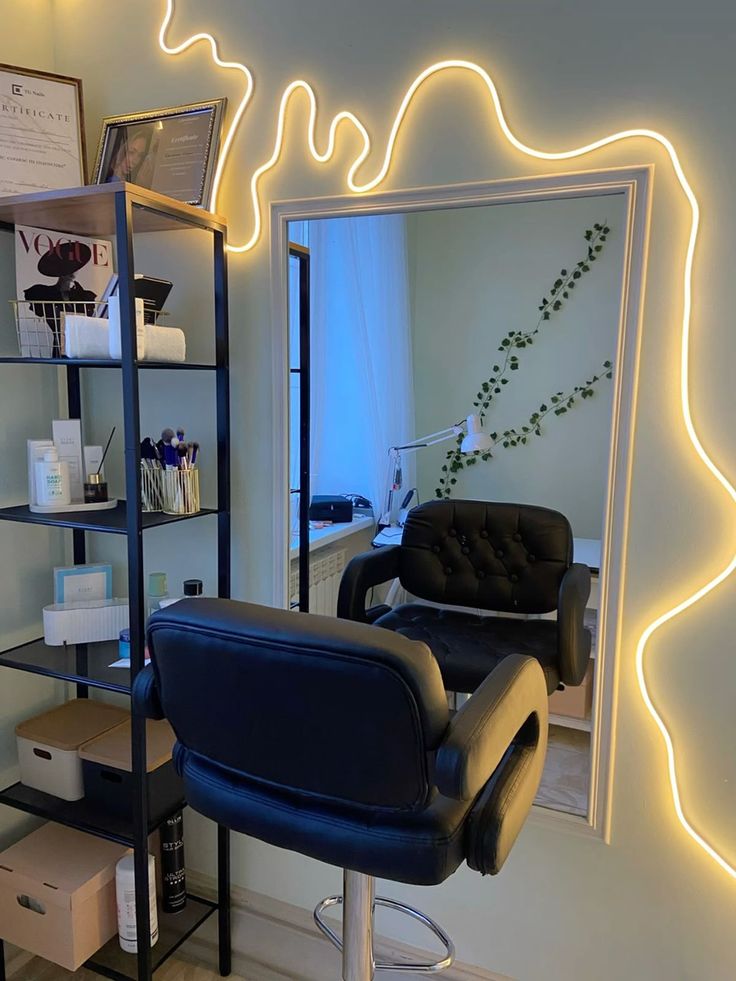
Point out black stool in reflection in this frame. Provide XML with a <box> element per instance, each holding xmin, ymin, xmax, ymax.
<box><xmin>134</xmin><ymin>599</ymin><xmax>549</xmax><ymax>981</ymax></box>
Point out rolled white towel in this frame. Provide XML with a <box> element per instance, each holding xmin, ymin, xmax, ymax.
<box><xmin>108</xmin><ymin>294</ymin><xmax>146</xmax><ymax>359</ymax></box>
<box><xmin>63</xmin><ymin>315</ymin><xmax>110</xmax><ymax>359</ymax></box>
<box><xmin>143</xmin><ymin>325</ymin><xmax>186</xmax><ymax>363</ymax></box>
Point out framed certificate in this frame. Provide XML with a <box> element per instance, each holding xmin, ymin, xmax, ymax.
<box><xmin>92</xmin><ymin>99</ymin><xmax>226</xmax><ymax>209</ymax></box>
<box><xmin>0</xmin><ymin>63</ymin><xmax>86</xmax><ymax>195</ymax></box>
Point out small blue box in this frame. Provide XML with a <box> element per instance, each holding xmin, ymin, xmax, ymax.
<box><xmin>53</xmin><ymin>564</ymin><xmax>113</xmax><ymax>605</ymax></box>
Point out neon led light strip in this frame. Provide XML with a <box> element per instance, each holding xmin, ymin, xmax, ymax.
<box><xmin>160</xmin><ymin>0</ymin><xmax>736</xmax><ymax>879</ymax></box>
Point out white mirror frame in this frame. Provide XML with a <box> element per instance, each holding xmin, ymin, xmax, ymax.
<box><xmin>269</xmin><ymin>165</ymin><xmax>652</xmax><ymax>840</ymax></box>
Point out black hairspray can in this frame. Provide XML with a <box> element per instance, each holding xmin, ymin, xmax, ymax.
<box><xmin>160</xmin><ymin>810</ymin><xmax>186</xmax><ymax>913</ymax></box>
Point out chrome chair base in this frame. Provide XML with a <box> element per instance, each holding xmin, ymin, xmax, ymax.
<box><xmin>314</xmin><ymin>870</ymin><xmax>455</xmax><ymax>981</ymax></box>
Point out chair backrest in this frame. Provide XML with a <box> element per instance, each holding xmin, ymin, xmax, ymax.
<box><xmin>398</xmin><ymin>499</ymin><xmax>573</xmax><ymax>614</ymax></box>
<box><xmin>147</xmin><ymin>599</ymin><xmax>450</xmax><ymax>811</ymax></box>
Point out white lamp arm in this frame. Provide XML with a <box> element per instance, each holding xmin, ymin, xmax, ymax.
<box><xmin>389</xmin><ymin>419</ymin><xmax>465</xmax><ymax>454</ymax></box>
<box><xmin>380</xmin><ymin>414</ymin><xmax>492</xmax><ymax>528</ymax></box>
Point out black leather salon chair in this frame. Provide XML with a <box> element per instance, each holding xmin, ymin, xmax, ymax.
<box><xmin>134</xmin><ymin>598</ymin><xmax>549</xmax><ymax>981</ymax></box>
<box><xmin>338</xmin><ymin>499</ymin><xmax>591</xmax><ymax>696</ymax></box>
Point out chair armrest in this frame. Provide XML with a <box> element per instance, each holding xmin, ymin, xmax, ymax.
<box><xmin>435</xmin><ymin>654</ymin><xmax>548</xmax><ymax>801</ymax></box>
<box><xmin>337</xmin><ymin>546</ymin><xmax>401</xmax><ymax>623</ymax></box>
<box><xmin>131</xmin><ymin>664</ymin><xmax>165</xmax><ymax>720</ymax></box>
<box><xmin>557</xmin><ymin>562</ymin><xmax>592</xmax><ymax>686</ymax></box>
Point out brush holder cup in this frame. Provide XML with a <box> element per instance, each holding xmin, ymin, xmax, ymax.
<box><xmin>140</xmin><ymin>465</ymin><xmax>164</xmax><ymax>512</ymax></box>
<box><xmin>162</xmin><ymin>467</ymin><xmax>200</xmax><ymax>516</ymax></box>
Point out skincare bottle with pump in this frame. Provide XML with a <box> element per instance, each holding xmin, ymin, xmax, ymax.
<box><xmin>35</xmin><ymin>447</ymin><xmax>71</xmax><ymax>507</ymax></box>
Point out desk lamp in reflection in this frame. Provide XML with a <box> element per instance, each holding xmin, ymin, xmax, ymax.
<box><xmin>380</xmin><ymin>413</ymin><xmax>493</xmax><ymax>528</ymax></box>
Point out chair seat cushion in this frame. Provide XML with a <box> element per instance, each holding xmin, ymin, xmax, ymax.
<box><xmin>176</xmin><ymin>745</ymin><xmax>472</xmax><ymax>886</ymax></box>
<box><xmin>375</xmin><ymin>604</ymin><xmax>560</xmax><ymax>695</ymax></box>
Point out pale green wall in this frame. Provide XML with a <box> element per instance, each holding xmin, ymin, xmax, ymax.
<box><xmin>0</xmin><ymin>1</ymin><xmax>732</xmax><ymax>977</ymax></box>
<box><xmin>0</xmin><ymin>0</ymin><xmax>67</xmax><ymax>848</ymax></box>
<box><xmin>408</xmin><ymin>195</ymin><xmax>626</xmax><ymax>537</ymax></box>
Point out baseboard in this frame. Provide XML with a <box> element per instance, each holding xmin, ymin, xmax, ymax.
<box><xmin>186</xmin><ymin>870</ymin><xmax>513</xmax><ymax>981</ymax></box>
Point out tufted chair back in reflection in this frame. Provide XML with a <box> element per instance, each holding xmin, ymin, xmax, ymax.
<box><xmin>133</xmin><ymin>598</ymin><xmax>549</xmax><ymax>981</ymax></box>
<box><xmin>338</xmin><ymin>499</ymin><xmax>592</xmax><ymax>696</ymax></box>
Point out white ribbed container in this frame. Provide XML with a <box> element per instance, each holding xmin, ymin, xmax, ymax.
<box><xmin>43</xmin><ymin>598</ymin><xmax>129</xmax><ymax>646</ymax></box>
<box><xmin>115</xmin><ymin>853</ymin><xmax>159</xmax><ymax>953</ymax></box>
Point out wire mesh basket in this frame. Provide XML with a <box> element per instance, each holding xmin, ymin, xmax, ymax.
<box><xmin>10</xmin><ymin>299</ymin><xmax>97</xmax><ymax>358</ymax></box>
<box><xmin>162</xmin><ymin>468</ymin><xmax>200</xmax><ymax>516</ymax></box>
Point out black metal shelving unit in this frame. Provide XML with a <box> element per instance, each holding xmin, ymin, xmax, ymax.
<box><xmin>0</xmin><ymin>183</ymin><xmax>231</xmax><ymax>981</ymax></box>
<box><xmin>288</xmin><ymin>242</ymin><xmax>310</xmax><ymax>612</ymax></box>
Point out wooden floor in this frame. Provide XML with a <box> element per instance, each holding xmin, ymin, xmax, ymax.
<box><xmin>8</xmin><ymin>949</ymin><xmax>249</xmax><ymax>981</ymax></box>
<box><xmin>534</xmin><ymin>723</ymin><xmax>590</xmax><ymax>816</ymax></box>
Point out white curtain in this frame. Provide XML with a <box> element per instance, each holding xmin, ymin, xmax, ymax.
<box><xmin>308</xmin><ymin>213</ymin><xmax>415</xmax><ymax>517</ymax></box>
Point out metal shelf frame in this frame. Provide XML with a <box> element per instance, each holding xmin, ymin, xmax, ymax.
<box><xmin>0</xmin><ymin>184</ymin><xmax>232</xmax><ymax>981</ymax></box>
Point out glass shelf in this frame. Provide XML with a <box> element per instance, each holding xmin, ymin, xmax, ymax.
<box><xmin>0</xmin><ymin>780</ymin><xmax>185</xmax><ymax>846</ymax></box>
<box><xmin>85</xmin><ymin>895</ymin><xmax>218</xmax><ymax>980</ymax></box>
<box><xmin>0</xmin><ymin>637</ymin><xmax>131</xmax><ymax>692</ymax></box>
<box><xmin>0</xmin><ymin>501</ymin><xmax>218</xmax><ymax>534</ymax></box>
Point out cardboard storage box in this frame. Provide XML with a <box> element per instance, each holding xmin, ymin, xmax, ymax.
<box><xmin>548</xmin><ymin>658</ymin><xmax>594</xmax><ymax>721</ymax></box>
<box><xmin>16</xmin><ymin>699</ymin><xmax>129</xmax><ymax>801</ymax></box>
<box><xmin>0</xmin><ymin>823</ymin><xmax>129</xmax><ymax>970</ymax></box>
<box><xmin>80</xmin><ymin>718</ymin><xmax>182</xmax><ymax>823</ymax></box>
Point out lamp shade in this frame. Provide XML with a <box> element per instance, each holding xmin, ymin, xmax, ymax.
<box><xmin>460</xmin><ymin>414</ymin><xmax>493</xmax><ymax>453</ymax></box>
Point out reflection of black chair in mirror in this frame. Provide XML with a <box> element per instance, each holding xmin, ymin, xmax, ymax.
<box><xmin>134</xmin><ymin>599</ymin><xmax>549</xmax><ymax>981</ymax></box>
<box><xmin>338</xmin><ymin>499</ymin><xmax>591</xmax><ymax>696</ymax></box>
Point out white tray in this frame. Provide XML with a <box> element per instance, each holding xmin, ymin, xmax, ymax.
<box><xmin>29</xmin><ymin>498</ymin><xmax>118</xmax><ymax>514</ymax></box>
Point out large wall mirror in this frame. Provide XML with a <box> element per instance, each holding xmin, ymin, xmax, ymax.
<box><xmin>272</xmin><ymin>168</ymin><xmax>650</xmax><ymax>830</ymax></box>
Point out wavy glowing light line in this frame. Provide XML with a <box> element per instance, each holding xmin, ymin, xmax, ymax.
<box><xmin>159</xmin><ymin>1</ymin><xmax>736</xmax><ymax>878</ymax></box>
<box><xmin>158</xmin><ymin>1</ymin><xmax>254</xmax><ymax>209</ymax></box>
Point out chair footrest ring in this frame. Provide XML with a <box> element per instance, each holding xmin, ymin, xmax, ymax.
<box><xmin>314</xmin><ymin>894</ymin><xmax>455</xmax><ymax>973</ymax></box>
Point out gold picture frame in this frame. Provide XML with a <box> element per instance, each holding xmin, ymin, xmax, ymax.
<box><xmin>92</xmin><ymin>98</ymin><xmax>227</xmax><ymax>209</ymax></box>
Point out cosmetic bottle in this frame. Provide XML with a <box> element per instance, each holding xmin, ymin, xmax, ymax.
<box><xmin>147</xmin><ymin>572</ymin><xmax>169</xmax><ymax>619</ymax></box>
<box><xmin>115</xmin><ymin>852</ymin><xmax>159</xmax><ymax>952</ymax></box>
<box><xmin>84</xmin><ymin>472</ymin><xmax>108</xmax><ymax>504</ymax></box>
<box><xmin>159</xmin><ymin>578</ymin><xmax>205</xmax><ymax>609</ymax></box>
<box><xmin>34</xmin><ymin>447</ymin><xmax>71</xmax><ymax>507</ymax></box>
<box><xmin>160</xmin><ymin>810</ymin><xmax>186</xmax><ymax>913</ymax></box>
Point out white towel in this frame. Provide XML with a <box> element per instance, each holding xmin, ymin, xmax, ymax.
<box><xmin>63</xmin><ymin>315</ymin><xmax>110</xmax><ymax>359</ymax></box>
<box><xmin>143</xmin><ymin>326</ymin><xmax>186</xmax><ymax>363</ymax></box>
<box><xmin>108</xmin><ymin>295</ymin><xmax>146</xmax><ymax>359</ymax></box>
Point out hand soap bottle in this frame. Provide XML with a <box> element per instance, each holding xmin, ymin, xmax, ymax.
<box><xmin>34</xmin><ymin>447</ymin><xmax>71</xmax><ymax>507</ymax></box>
